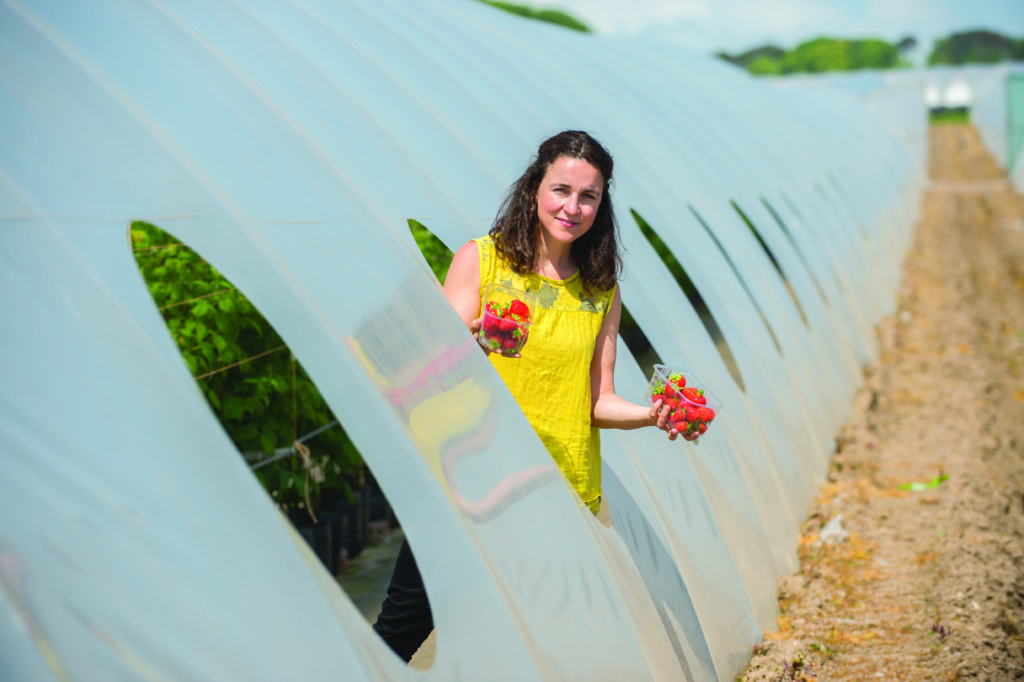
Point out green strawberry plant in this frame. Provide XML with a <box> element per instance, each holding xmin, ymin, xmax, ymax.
<box><xmin>131</xmin><ymin>221</ymin><xmax>363</xmax><ymax>510</ymax></box>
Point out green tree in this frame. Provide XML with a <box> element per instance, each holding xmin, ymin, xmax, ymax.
<box><xmin>131</xmin><ymin>221</ymin><xmax>363</xmax><ymax>510</ymax></box>
<box><xmin>717</xmin><ymin>45</ymin><xmax>786</xmax><ymax>74</ymax></box>
<box><xmin>748</xmin><ymin>55</ymin><xmax>783</xmax><ymax>75</ymax></box>
<box><xmin>722</xmin><ymin>37</ymin><xmax>910</xmax><ymax>76</ymax></box>
<box><xmin>782</xmin><ymin>37</ymin><xmax>850</xmax><ymax>73</ymax></box>
<box><xmin>928</xmin><ymin>30</ymin><xmax>1024</xmax><ymax>65</ymax></box>
<box><xmin>848</xmin><ymin>38</ymin><xmax>902</xmax><ymax>70</ymax></box>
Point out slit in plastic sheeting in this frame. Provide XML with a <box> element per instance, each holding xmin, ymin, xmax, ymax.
<box><xmin>761</xmin><ymin>196</ymin><xmax>830</xmax><ymax>309</ymax></box>
<box><xmin>619</xmin><ymin>302</ymin><xmax>662</xmax><ymax>380</ymax></box>
<box><xmin>817</xmin><ymin>175</ymin><xmax>870</xmax><ymax>244</ymax></box>
<box><xmin>686</xmin><ymin>205</ymin><xmax>783</xmax><ymax>358</ymax></box>
<box><xmin>630</xmin><ymin>208</ymin><xmax>745</xmax><ymax>393</ymax></box>
<box><xmin>128</xmin><ymin>220</ymin><xmax>438</xmax><ymax>669</ymax></box>
<box><xmin>782</xmin><ymin>190</ymin><xmax>846</xmax><ymax>297</ymax></box>
<box><xmin>731</xmin><ymin>200</ymin><xmax>809</xmax><ymax>328</ymax></box>
<box><xmin>408</xmin><ymin>219</ymin><xmax>455</xmax><ymax>285</ymax></box>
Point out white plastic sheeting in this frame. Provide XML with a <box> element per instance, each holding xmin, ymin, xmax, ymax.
<box><xmin>0</xmin><ymin>1</ymin><xmax>924</xmax><ymax>680</ymax></box>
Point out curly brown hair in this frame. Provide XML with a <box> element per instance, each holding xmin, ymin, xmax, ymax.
<box><xmin>489</xmin><ymin>130</ymin><xmax>622</xmax><ymax>293</ymax></box>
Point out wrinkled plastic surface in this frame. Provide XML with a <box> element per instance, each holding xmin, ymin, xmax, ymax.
<box><xmin>0</xmin><ymin>1</ymin><xmax>926</xmax><ymax>680</ymax></box>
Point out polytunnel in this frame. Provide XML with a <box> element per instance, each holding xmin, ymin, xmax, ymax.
<box><xmin>0</xmin><ymin>1</ymin><xmax>927</xmax><ymax>680</ymax></box>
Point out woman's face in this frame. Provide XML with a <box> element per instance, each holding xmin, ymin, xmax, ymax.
<box><xmin>535</xmin><ymin>156</ymin><xmax>604</xmax><ymax>247</ymax></box>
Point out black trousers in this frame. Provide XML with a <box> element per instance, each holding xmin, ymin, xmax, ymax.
<box><xmin>372</xmin><ymin>539</ymin><xmax>434</xmax><ymax>662</ymax></box>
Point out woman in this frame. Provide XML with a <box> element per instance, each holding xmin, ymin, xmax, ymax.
<box><xmin>372</xmin><ymin>130</ymin><xmax>693</xmax><ymax>662</ymax></box>
<box><xmin>444</xmin><ymin>129</ymin><xmax>695</xmax><ymax>515</ymax></box>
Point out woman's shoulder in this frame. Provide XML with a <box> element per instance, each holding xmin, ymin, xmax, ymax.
<box><xmin>472</xmin><ymin>234</ymin><xmax>494</xmax><ymax>252</ymax></box>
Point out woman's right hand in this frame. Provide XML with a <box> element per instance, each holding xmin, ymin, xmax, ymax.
<box><xmin>471</xmin><ymin>317</ymin><xmax>523</xmax><ymax>359</ymax></box>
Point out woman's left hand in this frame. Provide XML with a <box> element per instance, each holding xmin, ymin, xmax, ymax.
<box><xmin>650</xmin><ymin>399</ymin><xmax>679</xmax><ymax>441</ymax></box>
<box><xmin>649</xmin><ymin>398</ymin><xmax>701</xmax><ymax>442</ymax></box>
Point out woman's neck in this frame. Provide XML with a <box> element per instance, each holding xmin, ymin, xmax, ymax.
<box><xmin>534</xmin><ymin>236</ymin><xmax>577</xmax><ymax>280</ymax></box>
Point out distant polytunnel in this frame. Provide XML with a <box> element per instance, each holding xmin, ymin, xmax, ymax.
<box><xmin>0</xmin><ymin>1</ymin><xmax>928</xmax><ymax>680</ymax></box>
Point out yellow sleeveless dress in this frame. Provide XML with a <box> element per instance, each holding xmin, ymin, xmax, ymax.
<box><xmin>473</xmin><ymin>236</ymin><xmax>616</xmax><ymax>514</ymax></box>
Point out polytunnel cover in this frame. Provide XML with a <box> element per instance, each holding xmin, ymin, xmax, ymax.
<box><xmin>0</xmin><ymin>1</ymin><xmax>924</xmax><ymax>680</ymax></box>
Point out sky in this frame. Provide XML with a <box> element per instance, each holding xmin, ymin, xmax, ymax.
<box><xmin>511</xmin><ymin>0</ymin><xmax>1024</xmax><ymax>63</ymax></box>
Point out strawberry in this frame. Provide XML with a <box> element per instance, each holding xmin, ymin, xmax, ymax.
<box><xmin>664</xmin><ymin>397</ymin><xmax>679</xmax><ymax>411</ymax></box>
<box><xmin>509</xmin><ymin>299</ymin><xmax>531</xmax><ymax>321</ymax></box>
<box><xmin>483</xmin><ymin>314</ymin><xmax>502</xmax><ymax>334</ymax></box>
<box><xmin>499</xmin><ymin>317</ymin><xmax>518</xmax><ymax>332</ymax></box>
<box><xmin>697</xmin><ymin>423</ymin><xmax>707</xmax><ymax>435</ymax></box>
<box><xmin>501</xmin><ymin>336</ymin><xmax>519</xmax><ymax>350</ymax></box>
<box><xmin>681</xmin><ymin>387</ymin><xmax>705</xmax><ymax>405</ymax></box>
<box><xmin>663</xmin><ymin>383</ymin><xmax>679</xmax><ymax>399</ymax></box>
<box><xmin>669</xmin><ymin>373</ymin><xmax>686</xmax><ymax>389</ymax></box>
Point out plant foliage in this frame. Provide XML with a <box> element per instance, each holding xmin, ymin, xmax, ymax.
<box><xmin>719</xmin><ymin>36</ymin><xmax>911</xmax><ymax>75</ymax></box>
<box><xmin>477</xmin><ymin>0</ymin><xmax>590</xmax><ymax>33</ymax></box>
<box><xmin>408</xmin><ymin>219</ymin><xmax>454</xmax><ymax>283</ymax></box>
<box><xmin>928</xmin><ymin>30</ymin><xmax>1024</xmax><ymax>66</ymax></box>
<box><xmin>130</xmin><ymin>221</ymin><xmax>363</xmax><ymax>509</ymax></box>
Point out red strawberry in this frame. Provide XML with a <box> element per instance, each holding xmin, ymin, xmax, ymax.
<box><xmin>501</xmin><ymin>337</ymin><xmax>519</xmax><ymax>350</ymax></box>
<box><xmin>697</xmin><ymin>423</ymin><xmax>708</xmax><ymax>434</ymax></box>
<box><xmin>499</xmin><ymin>317</ymin><xmax>518</xmax><ymax>332</ymax></box>
<box><xmin>664</xmin><ymin>383</ymin><xmax>679</xmax><ymax>399</ymax></box>
<box><xmin>483</xmin><ymin>315</ymin><xmax>501</xmax><ymax>334</ymax></box>
<box><xmin>669</xmin><ymin>373</ymin><xmax>686</xmax><ymax>388</ymax></box>
<box><xmin>681</xmin><ymin>387</ymin><xmax>705</xmax><ymax>405</ymax></box>
<box><xmin>509</xmin><ymin>299</ymin><xmax>530</xmax><ymax>321</ymax></box>
<box><xmin>664</xmin><ymin>397</ymin><xmax>679</xmax><ymax>411</ymax></box>
<box><xmin>675</xmin><ymin>420</ymin><xmax>690</xmax><ymax>432</ymax></box>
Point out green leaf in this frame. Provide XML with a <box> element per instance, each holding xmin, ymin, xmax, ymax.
<box><xmin>207</xmin><ymin>389</ymin><xmax>221</xmax><ymax>410</ymax></box>
<box><xmin>259</xmin><ymin>432</ymin><xmax>275</xmax><ymax>455</ymax></box>
<box><xmin>896</xmin><ymin>473</ymin><xmax>949</xmax><ymax>491</ymax></box>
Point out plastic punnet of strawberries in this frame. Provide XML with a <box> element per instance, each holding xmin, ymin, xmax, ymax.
<box><xmin>645</xmin><ymin>365</ymin><xmax>723</xmax><ymax>441</ymax></box>
<box><xmin>479</xmin><ymin>296</ymin><xmax>531</xmax><ymax>355</ymax></box>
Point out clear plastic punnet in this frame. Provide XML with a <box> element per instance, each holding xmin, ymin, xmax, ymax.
<box><xmin>644</xmin><ymin>365</ymin><xmax>725</xmax><ymax>441</ymax></box>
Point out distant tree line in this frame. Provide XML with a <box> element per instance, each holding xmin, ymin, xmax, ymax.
<box><xmin>928</xmin><ymin>30</ymin><xmax>1024</xmax><ymax>66</ymax></box>
<box><xmin>717</xmin><ymin>36</ymin><xmax>914</xmax><ymax>75</ymax></box>
<box><xmin>719</xmin><ymin>30</ymin><xmax>1023</xmax><ymax>76</ymax></box>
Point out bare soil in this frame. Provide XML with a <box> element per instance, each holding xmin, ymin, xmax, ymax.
<box><xmin>738</xmin><ymin>124</ymin><xmax>1024</xmax><ymax>680</ymax></box>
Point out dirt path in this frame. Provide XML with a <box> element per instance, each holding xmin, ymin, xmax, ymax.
<box><xmin>740</xmin><ymin>124</ymin><xmax>1024</xmax><ymax>680</ymax></box>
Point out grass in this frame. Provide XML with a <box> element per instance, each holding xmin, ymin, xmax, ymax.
<box><xmin>929</xmin><ymin>108</ymin><xmax>970</xmax><ymax>125</ymax></box>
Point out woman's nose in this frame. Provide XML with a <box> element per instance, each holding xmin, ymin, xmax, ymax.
<box><xmin>564</xmin><ymin>194</ymin><xmax>581</xmax><ymax>214</ymax></box>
